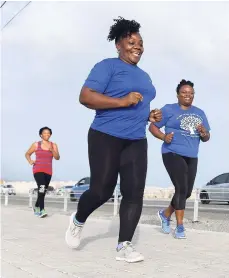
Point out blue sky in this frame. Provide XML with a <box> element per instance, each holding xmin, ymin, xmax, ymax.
<box><xmin>2</xmin><ymin>1</ymin><xmax>229</xmax><ymax>187</ymax></box>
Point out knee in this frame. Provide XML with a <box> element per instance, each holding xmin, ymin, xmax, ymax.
<box><xmin>172</xmin><ymin>192</ymin><xmax>186</xmax><ymax>210</ymax></box>
<box><xmin>186</xmin><ymin>192</ymin><xmax>192</xmax><ymax>200</ymax></box>
<box><xmin>38</xmin><ymin>185</ymin><xmax>46</xmax><ymax>195</ymax></box>
<box><xmin>90</xmin><ymin>188</ymin><xmax>113</xmax><ymax>203</ymax></box>
<box><xmin>121</xmin><ymin>191</ymin><xmax>144</xmax><ymax>204</ymax></box>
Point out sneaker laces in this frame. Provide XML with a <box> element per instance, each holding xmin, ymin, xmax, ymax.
<box><xmin>162</xmin><ymin>215</ymin><xmax>171</xmax><ymax>226</ymax></box>
<box><xmin>177</xmin><ymin>226</ymin><xmax>185</xmax><ymax>233</ymax></box>
<box><xmin>122</xmin><ymin>242</ymin><xmax>135</xmax><ymax>254</ymax></box>
<box><xmin>166</xmin><ymin>218</ymin><xmax>171</xmax><ymax>226</ymax></box>
<box><xmin>70</xmin><ymin>223</ymin><xmax>83</xmax><ymax>237</ymax></box>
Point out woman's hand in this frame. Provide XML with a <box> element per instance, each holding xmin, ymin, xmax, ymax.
<box><xmin>121</xmin><ymin>92</ymin><xmax>143</xmax><ymax>107</ymax></box>
<box><xmin>196</xmin><ymin>124</ymin><xmax>207</xmax><ymax>137</ymax></box>
<box><xmin>149</xmin><ymin>109</ymin><xmax>162</xmax><ymax>122</ymax></box>
<box><xmin>163</xmin><ymin>132</ymin><xmax>174</xmax><ymax>143</ymax></box>
<box><xmin>196</xmin><ymin>124</ymin><xmax>210</xmax><ymax>142</ymax></box>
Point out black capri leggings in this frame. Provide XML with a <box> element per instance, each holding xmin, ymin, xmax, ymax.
<box><xmin>76</xmin><ymin>128</ymin><xmax>148</xmax><ymax>243</ymax></box>
<box><xmin>34</xmin><ymin>172</ymin><xmax>52</xmax><ymax>211</ymax></box>
<box><xmin>162</xmin><ymin>152</ymin><xmax>198</xmax><ymax>210</ymax></box>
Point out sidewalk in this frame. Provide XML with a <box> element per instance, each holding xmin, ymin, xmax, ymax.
<box><xmin>1</xmin><ymin>206</ymin><xmax>229</xmax><ymax>278</ymax></box>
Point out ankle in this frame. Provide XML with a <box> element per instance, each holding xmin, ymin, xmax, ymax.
<box><xmin>73</xmin><ymin>216</ymin><xmax>84</xmax><ymax>227</ymax></box>
<box><xmin>117</xmin><ymin>242</ymin><xmax>123</xmax><ymax>251</ymax></box>
<box><xmin>162</xmin><ymin>210</ymin><xmax>170</xmax><ymax>219</ymax></box>
<box><xmin>116</xmin><ymin>241</ymin><xmax>131</xmax><ymax>251</ymax></box>
<box><xmin>177</xmin><ymin>224</ymin><xmax>184</xmax><ymax>232</ymax></box>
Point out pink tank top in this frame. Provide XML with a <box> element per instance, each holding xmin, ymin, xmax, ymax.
<box><xmin>33</xmin><ymin>141</ymin><xmax>53</xmax><ymax>175</ymax></box>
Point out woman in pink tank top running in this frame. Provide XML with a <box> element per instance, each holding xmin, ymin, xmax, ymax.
<box><xmin>25</xmin><ymin>127</ymin><xmax>60</xmax><ymax>218</ymax></box>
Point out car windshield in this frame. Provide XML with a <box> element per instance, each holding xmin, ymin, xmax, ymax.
<box><xmin>65</xmin><ymin>186</ymin><xmax>73</xmax><ymax>188</ymax></box>
<box><xmin>7</xmin><ymin>185</ymin><xmax>13</xmax><ymax>188</ymax></box>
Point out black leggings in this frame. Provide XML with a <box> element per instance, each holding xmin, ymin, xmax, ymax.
<box><xmin>76</xmin><ymin>128</ymin><xmax>148</xmax><ymax>243</ymax></box>
<box><xmin>162</xmin><ymin>152</ymin><xmax>198</xmax><ymax>210</ymax></box>
<box><xmin>34</xmin><ymin>172</ymin><xmax>52</xmax><ymax>211</ymax></box>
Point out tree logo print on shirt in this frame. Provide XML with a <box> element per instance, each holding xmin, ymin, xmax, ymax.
<box><xmin>180</xmin><ymin>115</ymin><xmax>202</xmax><ymax>135</ymax></box>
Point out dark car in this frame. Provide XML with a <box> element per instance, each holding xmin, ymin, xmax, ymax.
<box><xmin>1</xmin><ymin>184</ymin><xmax>16</xmax><ymax>195</ymax></box>
<box><xmin>29</xmin><ymin>186</ymin><xmax>55</xmax><ymax>195</ymax></box>
<box><xmin>69</xmin><ymin>177</ymin><xmax>121</xmax><ymax>202</ymax></box>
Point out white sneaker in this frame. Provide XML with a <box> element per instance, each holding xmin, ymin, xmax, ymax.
<box><xmin>65</xmin><ymin>212</ymin><xmax>84</xmax><ymax>248</ymax></box>
<box><xmin>116</xmin><ymin>241</ymin><xmax>144</xmax><ymax>263</ymax></box>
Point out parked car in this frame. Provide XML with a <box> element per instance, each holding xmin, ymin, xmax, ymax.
<box><xmin>29</xmin><ymin>186</ymin><xmax>55</xmax><ymax>195</ymax></box>
<box><xmin>1</xmin><ymin>184</ymin><xmax>16</xmax><ymax>195</ymax></box>
<box><xmin>69</xmin><ymin>177</ymin><xmax>121</xmax><ymax>202</ymax></box>
<box><xmin>199</xmin><ymin>173</ymin><xmax>229</xmax><ymax>204</ymax></box>
<box><xmin>56</xmin><ymin>185</ymin><xmax>74</xmax><ymax>195</ymax></box>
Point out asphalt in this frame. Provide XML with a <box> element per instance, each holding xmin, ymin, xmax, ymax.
<box><xmin>1</xmin><ymin>194</ymin><xmax>229</xmax><ymax>233</ymax></box>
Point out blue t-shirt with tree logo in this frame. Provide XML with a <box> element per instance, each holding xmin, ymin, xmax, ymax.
<box><xmin>154</xmin><ymin>103</ymin><xmax>210</xmax><ymax>158</ymax></box>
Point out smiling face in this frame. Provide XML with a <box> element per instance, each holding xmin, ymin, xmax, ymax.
<box><xmin>177</xmin><ymin>85</ymin><xmax>194</xmax><ymax>107</ymax></box>
<box><xmin>40</xmin><ymin>129</ymin><xmax>52</xmax><ymax>141</ymax></box>
<box><xmin>116</xmin><ymin>32</ymin><xmax>144</xmax><ymax>65</ymax></box>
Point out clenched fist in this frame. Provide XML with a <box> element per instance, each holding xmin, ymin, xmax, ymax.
<box><xmin>164</xmin><ymin>132</ymin><xmax>174</xmax><ymax>143</ymax></box>
<box><xmin>121</xmin><ymin>92</ymin><xmax>143</xmax><ymax>107</ymax></box>
<box><xmin>196</xmin><ymin>124</ymin><xmax>207</xmax><ymax>137</ymax></box>
<box><xmin>149</xmin><ymin>109</ymin><xmax>162</xmax><ymax>122</ymax></box>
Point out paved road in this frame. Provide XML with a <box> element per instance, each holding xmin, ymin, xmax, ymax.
<box><xmin>2</xmin><ymin>206</ymin><xmax>229</xmax><ymax>278</ymax></box>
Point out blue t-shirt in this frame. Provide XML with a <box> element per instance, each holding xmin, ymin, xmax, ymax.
<box><xmin>154</xmin><ymin>103</ymin><xmax>210</xmax><ymax>158</ymax></box>
<box><xmin>83</xmin><ymin>58</ymin><xmax>156</xmax><ymax>140</ymax></box>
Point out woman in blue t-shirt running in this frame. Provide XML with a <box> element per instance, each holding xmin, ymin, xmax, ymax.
<box><xmin>65</xmin><ymin>17</ymin><xmax>162</xmax><ymax>262</ymax></box>
<box><xmin>149</xmin><ymin>79</ymin><xmax>210</xmax><ymax>239</ymax></box>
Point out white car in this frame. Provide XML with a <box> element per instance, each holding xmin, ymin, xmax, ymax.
<box><xmin>1</xmin><ymin>184</ymin><xmax>16</xmax><ymax>195</ymax></box>
<box><xmin>200</xmin><ymin>173</ymin><xmax>229</xmax><ymax>204</ymax></box>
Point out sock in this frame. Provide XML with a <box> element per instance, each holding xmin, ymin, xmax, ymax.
<box><xmin>73</xmin><ymin>216</ymin><xmax>84</xmax><ymax>227</ymax></box>
<box><xmin>116</xmin><ymin>242</ymin><xmax>124</xmax><ymax>251</ymax></box>
<box><xmin>116</xmin><ymin>241</ymin><xmax>131</xmax><ymax>251</ymax></box>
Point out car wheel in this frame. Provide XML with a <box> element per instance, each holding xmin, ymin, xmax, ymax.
<box><xmin>200</xmin><ymin>192</ymin><xmax>210</xmax><ymax>204</ymax></box>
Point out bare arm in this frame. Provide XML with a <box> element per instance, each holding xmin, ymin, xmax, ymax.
<box><xmin>149</xmin><ymin>123</ymin><xmax>174</xmax><ymax>143</ymax></box>
<box><xmin>79</xmin><ymin>87</ymin><xmax>142</xmax><ymax>110</ymax></box>
<box><xmin>25</xmin><ymin>143</ymin><xmax>37</xmax><ymax>165</ymax></box>
<box><xmin>50</xmin><ymin>143</ymin><xmax>60</xmax><ymax>160</ymax></box>
<box><xmin>149</xmin><ymin>123</ymin><xmax>165</xmax><ymax>141</ymax></box>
